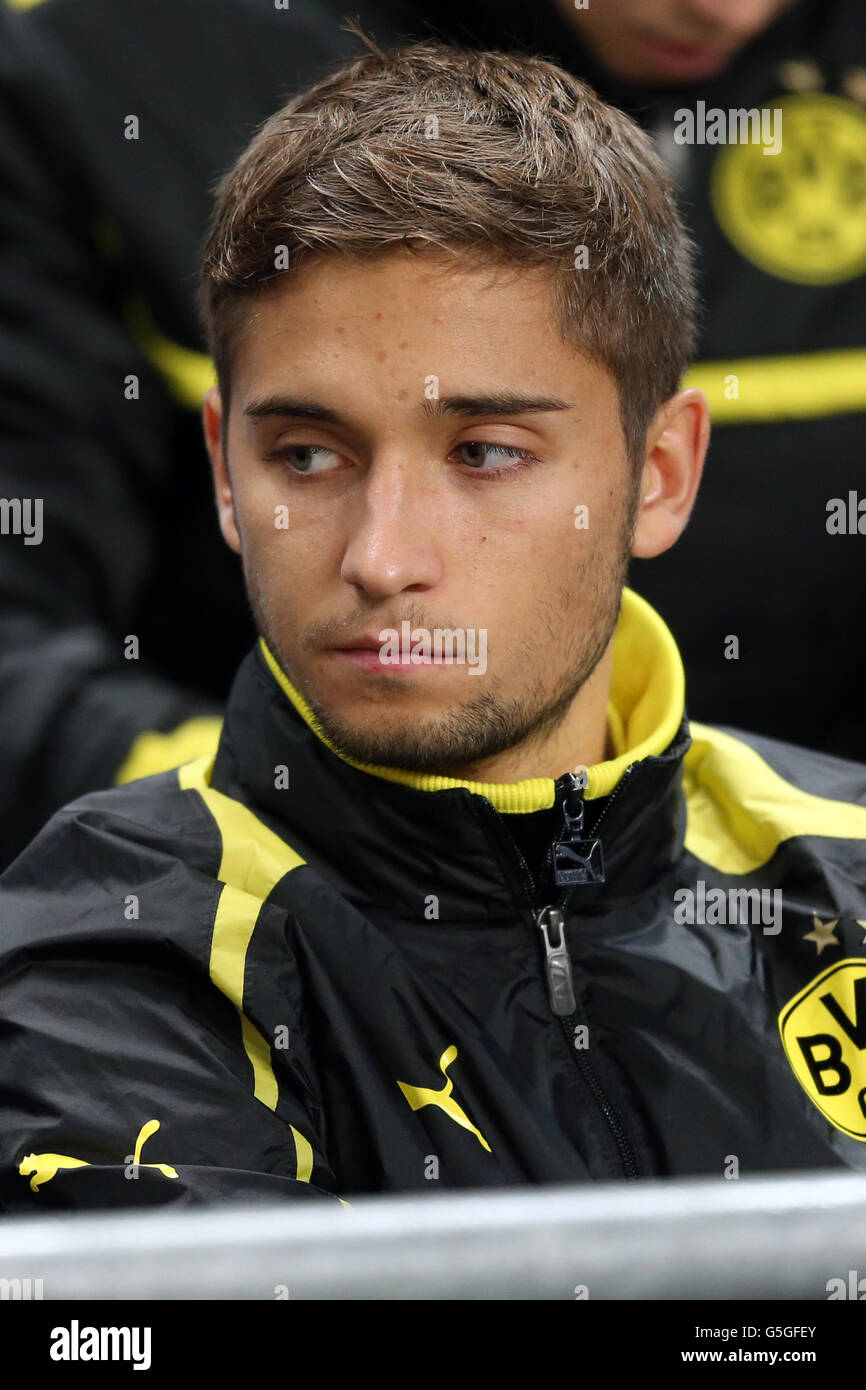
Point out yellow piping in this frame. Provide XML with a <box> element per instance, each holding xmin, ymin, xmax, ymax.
<box><xmin>684</xmin><ymin>348</ymin><xmax>866</xmax><ymax>424</ymax></box>
<box><xmin>127</xmin><ymin>308</ymin><xmax>866</xmax><ymax>429</ymax></box>
<box><xmin>178</xmin><ymin>755</ymin><xmax>314</xmax><ymax>1182</ymax></box>
<box><xmin>683</xmin><ymin>722</ymin><xmax>866</xmax><ymax>874</ymax></box>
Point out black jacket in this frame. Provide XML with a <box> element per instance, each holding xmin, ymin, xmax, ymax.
<box><xmin>0</xmin><ymin>0</ymin><xmax>865</xmax><ymax>866</ymax></box>
<box><xmin>1</xmin><ymin>590</ymin><xmax>866</xmax><ymax>1214</ymax></box>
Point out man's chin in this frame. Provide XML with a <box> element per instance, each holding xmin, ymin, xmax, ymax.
<box><xmin>301</xmin><ymin>706</ymin><xmax>464</xmax><ymax>773</ymax></box>
<box><xmin>304</xmin><ymin>650</ymin><xmax>493</xmax><ymax>720</ymax></box>
<box><xmin>294</xmin><ymin>667</ymin><xmax>528</xmax><ymax>776</ymax></box>
<box><xmin>302</xmin><ymin>692</ymin><xmax>484</xmax><ymax>773</ymax></box>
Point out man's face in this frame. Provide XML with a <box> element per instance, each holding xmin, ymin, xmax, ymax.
<box><xmin>556</xmin><ymin>0</ymin><xmax>796</xmax><ymax>84</ymax></box>
<box><xmin>212</xmin><ymin>251</ymin><xmax>640</xmax><ymax>776</ymax></box>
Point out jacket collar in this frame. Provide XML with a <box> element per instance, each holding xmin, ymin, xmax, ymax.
<box><xmin>209</xmin><ymin>588</ymin><xmax>692</xmax><ymax>917</ymax></box>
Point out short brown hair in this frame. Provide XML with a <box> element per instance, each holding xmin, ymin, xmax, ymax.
<box><xmin>198</xmin><ymin>33</ymin><xmax>698</xmax><ymax>468</ymax></box>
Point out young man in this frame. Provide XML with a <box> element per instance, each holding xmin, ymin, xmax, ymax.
<box><xmin>1</xmin><ymin>38</ymin><xmax>865</xmax><ymax>1214</ymax></box>
<box><xmin>3</xmin><ymin>2</ymin><xmax>864</xmax><ymax>880</ymax></box>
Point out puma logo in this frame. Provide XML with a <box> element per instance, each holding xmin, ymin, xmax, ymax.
<box><xmin>19</xmin><ymin>1118</ymin><xmax>179</xmax><ymax>1192</ymax></box>
<box><xmin>397</xmin><ymin>1045</ymin><xmax>491</xmax><ymax>1151</ymax></box>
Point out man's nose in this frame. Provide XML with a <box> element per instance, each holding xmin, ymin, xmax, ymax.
<box><xmin>340</xmin><ymin>457</ymin><xmax>444</xmax><ymax>600</ymax></box>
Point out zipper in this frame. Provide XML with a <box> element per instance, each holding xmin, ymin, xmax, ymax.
<box><xmin>585</xmin><ymin>761</ymin><xmax>638</xmax><ymax>837</ymax></box>
<box><xmin>536</xmin><ymin>761</ymin><xmax>637</xmax><ymax>895</ymax></box>
<box><xmin>487</xmin><ymin>769</ymin><xmax>643</xmax><ymax>1179</ymax></box>
<box><xmin>537</xmin><ymin>905</ymin><xmax>576</xmax><ymax>1015</ymax></box>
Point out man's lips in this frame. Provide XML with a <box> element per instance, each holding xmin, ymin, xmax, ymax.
<box><xmin>328</xmin><ymin>637</ymin><xmax>451</xmax><ymax>673</ymax></box>
<box><xmin>637</xmin><ymin>31</ymin><xmax>736</xmax><ymax>77</ymax></box>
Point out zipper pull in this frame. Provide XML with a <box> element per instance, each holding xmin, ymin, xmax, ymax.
<box><xmin>552</xmin><ymin>772</ymin><xmax>604</xmax><ymax>887</ymax></box>
<box><xmin>537</xmin><ymin>905</ymin><xmax>577</xmax><ymax>1016</ymax></box>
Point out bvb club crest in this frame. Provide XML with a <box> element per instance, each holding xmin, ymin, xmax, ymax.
<box><xmin>711</xmin><ymin>93</ymin><xmax>866</xmax><ymax>285</ymax></box>
<box><xmin>779</xmin><ymin>958</ymin><xmax>866</xmax><ymax>1139</ymax></box>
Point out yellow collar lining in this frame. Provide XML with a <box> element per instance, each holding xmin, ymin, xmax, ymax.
<box><xmin>258</xmin><ymin>587</ymin><xmax>685</xmax><ymax>812</ymax></box>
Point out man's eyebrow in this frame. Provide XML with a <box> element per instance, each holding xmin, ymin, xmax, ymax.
<box><xmin>423</xmin><ymin>392</ymin><xmax>575</xmax><ymax>418</ymax></box>
<box><xmin>244</xmin><ymin>396</ymin><xmax>342</xmax><ymax>424</ymax></box>
<box><xmin>243</xmin><ymin>392</ymin><xmax>576</xmax><ymax>425</ymax></box>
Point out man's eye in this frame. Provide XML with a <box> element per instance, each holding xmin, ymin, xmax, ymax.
<box><xmin>271</xmin><ymin>445</ymin><xmax>343</xmax><ymax>475</ymax></box>
<box><xmin>267</xmin><ymin>441</ymin><xmax>536</xmax><ymax>477</ymax></box>
<box><xmin>455</xmin><ymin>442</ymin><xmax>535</xmax><ymax>472</ymax></box>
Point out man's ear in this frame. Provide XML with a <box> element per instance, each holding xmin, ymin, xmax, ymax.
<box><xmin>630</xmin><ymin>388</ymin><xmax>710</xmax><ymax>559</ymax></box>
<box><xmin>203</xmin><ymin>385</ymin><xmax>241</xmax><ymax>555</ymax></box>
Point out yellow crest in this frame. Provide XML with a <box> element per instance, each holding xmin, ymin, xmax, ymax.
<box><xmin>779</xmin><ymin>958</ymin><xmax>866</xmax><ymax>1139</ymax></box>
<box><xmin>711</xmin><ymin>94</ymin><xmax>866</xmax><ymax>285</ymax></box>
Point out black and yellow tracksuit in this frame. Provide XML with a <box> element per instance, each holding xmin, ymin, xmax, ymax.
<box><xmin>1</xmin><ymin>590</ymin><xmax>865</xmax><ymax>1214</ymax></box>
<box><xmin>0</xmin><ymin>0</ymin><xmax>865</xmax><ymax>868</ymax></box>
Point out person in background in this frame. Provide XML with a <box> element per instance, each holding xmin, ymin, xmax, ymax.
<box><xmin>451</xmin><ymin>0</ymin><xmax>866</xmax><ymax>765</ymax></box>
<box><xmin>0</xmin><ymin>0</ymin><xmax>862</xmax><ymax>868</ymax></box>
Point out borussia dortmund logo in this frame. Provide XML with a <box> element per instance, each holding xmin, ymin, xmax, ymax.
<box><xmin>779</xmin><ymin>959</ymin><xmax>866</xmax><ymax>1139</ymax></box>
<box><xmin>711</xmin><ymin>94</ymin><xmax>866</xmax><ymax>285</ymax></box>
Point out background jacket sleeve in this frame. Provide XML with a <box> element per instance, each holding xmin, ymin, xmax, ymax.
<box><xmin>0</xmin><ymin>4</ymin><xmax>223</xmax><ymax>867</ymax></box>
<box><xmin>0</xmin><ymin>796</ymin><xmax>338</xmax><ymax>1214</ymax></box>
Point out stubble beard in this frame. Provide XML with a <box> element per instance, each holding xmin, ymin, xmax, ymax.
<box><xmin>244</xmin><ymin>494</ymin><xmax>637</xmax><ymax>777</ymax></box>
